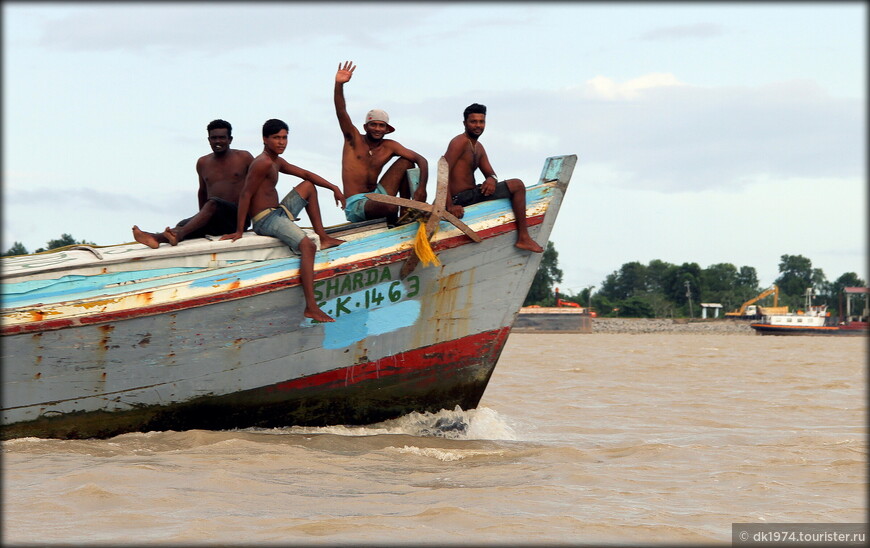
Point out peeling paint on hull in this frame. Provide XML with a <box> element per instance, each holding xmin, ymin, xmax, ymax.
<box><xmin>1</xmin><ymin>328</ymin><xmax>510</xmax><ymax>440</ymax></box>
<box><xmin>1</xmin><ymin>155</ymin><xmax>577</xmax><ymax>440</ymax></box>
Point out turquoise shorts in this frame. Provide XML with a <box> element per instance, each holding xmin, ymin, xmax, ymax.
<box><xmin>344</xmin><ymin>183</ymin><xmax>387</xmax><ymax>223</ymax></box>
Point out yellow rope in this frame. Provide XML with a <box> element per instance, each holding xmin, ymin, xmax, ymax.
<box><xmin>413</xmin><ymin>221</ymin><xmax>440</xmax><ymax>267</ymax></box>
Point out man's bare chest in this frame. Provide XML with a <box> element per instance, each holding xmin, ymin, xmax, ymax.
<box><xmin>202</xmin><ymin>164</ymin><xmax>247</xmax><ymax>185</ymax></box>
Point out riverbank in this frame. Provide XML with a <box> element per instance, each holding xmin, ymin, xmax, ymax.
<box><xmin>592</xmin><ymin>317</ymin><xmax>754</xmax><ymax>335</ymax></box>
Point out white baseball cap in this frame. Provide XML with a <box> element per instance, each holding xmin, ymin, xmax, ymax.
<box><xmin>364</xmin><ymin>109</ymin><xmax>395</xmax><ymax>133</ymax></box>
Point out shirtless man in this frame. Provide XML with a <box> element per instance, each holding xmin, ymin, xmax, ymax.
<box><xmin>221</xmin><ymin>119</ymin><xmax>345</xmax><ymax>323</ymax></box>
<box><xmin>133</xmin><ymin>119</ymin><xmax>253</xmax><ymax>248</ymax></box>
<box><xmin>334</xmin><ymin>61</ymin><xmax>429</xmax><ymax>225</ymax></box>
<box><xmin>444</xmin><ymin>103</ymin><xmax>543</xmax><ymax>253</ymax></box>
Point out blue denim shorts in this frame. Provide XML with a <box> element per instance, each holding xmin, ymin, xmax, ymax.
<box><xmin>252</xmin><ymin>189</ymin><xmax>308</xmax><ymax>253</ymax></box>
<box><xmin>344</xmin><ymin>183</ymin><xmax>387</xmax><ymax>223</ymax></box>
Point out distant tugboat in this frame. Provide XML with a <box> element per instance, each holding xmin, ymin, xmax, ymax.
<box><xmin>750</xmin><ymin>287</ymin><xmax>869</xmax><ymax>336</ymax></box>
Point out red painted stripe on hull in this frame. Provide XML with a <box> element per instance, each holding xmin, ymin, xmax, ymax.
<box><xmin>0</xmin><ymin>327</ymin><xmax>513</xmax><ymax>439</ymax></box>
<box><xmin>3</xmin><ymin>215</ymin><xmax>544</xmax><ymax>336</ymax></box>
<box><xmin>267</xmin><ymin>327</ymin><xmax>511</xmax><ymax>393</ymax></box>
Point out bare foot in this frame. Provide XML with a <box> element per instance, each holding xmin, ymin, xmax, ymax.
<box><xmin>132</xmin><ymin>225</ymin><xmax>160</xmax><ymax>249</ymax></box>
<box><xmin>162</xmin><ymin>227</ymin><xmax>178</xmax><ymax>246</ymax></box>
<box><xmin>515</xmin><ymin>236</ymin><xmax>544</xmax><ymax>253</ymax></box>
<box><xmin>305</xmin><ymin>306</ymin><xmax>335</xmax><ymax>323</ymax></box>
<box><xmin>319</xmin><ymin>235</ymin><xmax>345</xmax><ymax>250</ymax></box>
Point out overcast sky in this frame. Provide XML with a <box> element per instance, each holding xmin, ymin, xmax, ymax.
<box><xmin>2</xmin><ymin>2</ymin><xmax>866</xmax><ymax>293</ymax></box>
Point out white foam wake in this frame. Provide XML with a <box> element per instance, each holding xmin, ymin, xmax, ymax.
<box><xmin>271</xmin><ymin>406</ymin><xmax>518</xmax><ymax>441</ymax></box>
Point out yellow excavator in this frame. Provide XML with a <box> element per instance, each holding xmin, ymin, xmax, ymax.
<box><xmin>725</xmin><ymin>285</ymin><xmax>784</xmax><ymax>317</ymax></box>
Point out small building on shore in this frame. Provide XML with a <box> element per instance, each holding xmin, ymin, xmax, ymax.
<box><xmin>700</xmin><ymin>303</ymin><xmax>723</xmax><ymax>319</ymax></box>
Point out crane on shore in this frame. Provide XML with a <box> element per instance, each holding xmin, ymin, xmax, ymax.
<box><xmin>725</xmin><ymin>285</ymin><xmax>781</xmax><ymax>317</ymax></box>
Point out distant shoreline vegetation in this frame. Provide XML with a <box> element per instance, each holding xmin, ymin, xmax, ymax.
<box><xmin>3</xmin><ymin>234</ymin><xmax>97</xmax><ymax>256</ymax></box>
<box><xmin>3</xmin><ymin>235</ymin><xmax>865</xmax><ymax>319</ymax></box>
<box><xmin>523</xmin><ymin>242</ymin><xmax>865</xmax><ymax>319</ymax></box>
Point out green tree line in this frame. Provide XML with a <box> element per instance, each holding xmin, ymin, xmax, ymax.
<box><xmin>3</xmin><ymin>234</ymin><xmax>97</xmax><ymax>256</ymax></box>
<box><xmin>524</xmin><ymin>242</ymin><xmax>866</xmax><ymax>318</ymax></box>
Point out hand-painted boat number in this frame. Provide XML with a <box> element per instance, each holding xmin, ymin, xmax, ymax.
<box><xmin>309</xmin><ymin>267</ymin><xmax>424</xmax><ymax>348</ymax></box>
<box><xmin>323</xmin><ymin>278</ymin><xmax>420</xmax><ymax>318</ymax></box>
<box><xmin>314</xmin><ymin>266</ymin><xmax>419</xmax><ymax>305</ymax></box>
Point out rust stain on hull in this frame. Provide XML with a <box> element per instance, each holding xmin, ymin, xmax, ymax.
<box><xmin>1</xmin><ymin>328</ymin><xmax>510</xmax><ymax>440</ymax></box>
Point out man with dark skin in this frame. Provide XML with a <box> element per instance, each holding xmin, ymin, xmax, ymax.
<box><xmin>444</xmin><ymin>103</ymin><xmax>544</xmax><ymax>253</ymax></box>
<box><xmin>221</xmin><ymin>119</ymin><xmax>345</xmax><ymax>323</ymax></box>
<box><xmin>334</xmin><ymin>61</ymin><xmax>429</xmax><ymax>225</ymax></box>
<box><xmin>133</xmin><ymin>119</ymin><xmax>254</xmax><ymax>248</ymax></box>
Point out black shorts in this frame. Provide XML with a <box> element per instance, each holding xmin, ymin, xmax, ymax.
<box><xmin>176</xmin><ymin>197</ymin><xmax>245</xmax><ymax>239</ymax></box>
<box><xmin>451</xmin><ymin>180</ymin><xmax>512</xmax><ymax>207</ymax></box>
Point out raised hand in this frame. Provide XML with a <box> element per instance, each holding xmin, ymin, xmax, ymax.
<box><xmin>336</xmin><ymin>61</ymin><xmax>356</xmax><ymax>84</ymax></box>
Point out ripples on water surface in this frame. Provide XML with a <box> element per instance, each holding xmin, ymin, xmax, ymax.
<box><xmin>2</xmin><ymin>333</ymin><xmax>866</xmax><ymax>545</ymax></box>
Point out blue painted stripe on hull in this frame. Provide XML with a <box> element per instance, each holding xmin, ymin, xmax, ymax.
<box><xmin>1</xmin><ymin>267</ymin><xmax>202</xmax><ymax>307</ymax></box>
<box><xmin>2</xmin><ymin>183</ymin><xmax>556</xmax><ymax>311</ymax></box>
